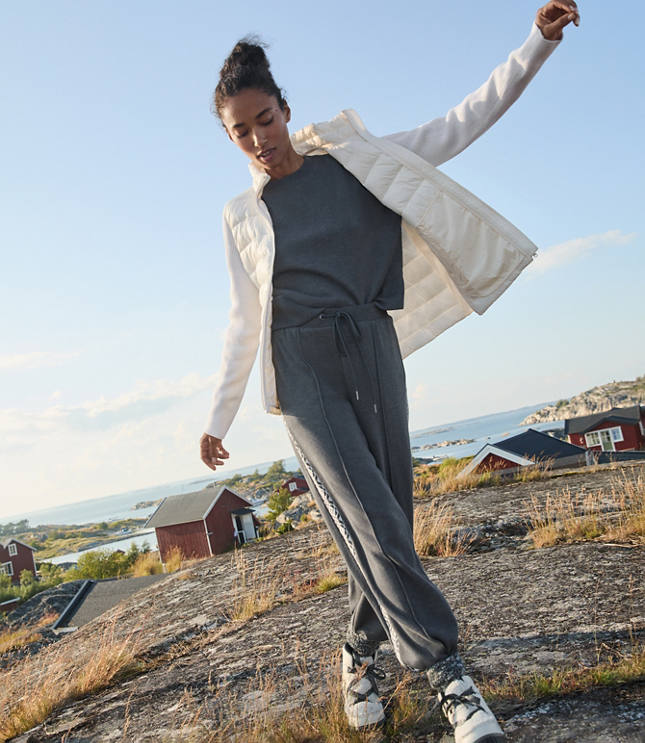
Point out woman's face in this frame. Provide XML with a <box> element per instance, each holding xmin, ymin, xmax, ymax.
<box><xmin>220</xmin><ymin>88</ymin><xmax>294</xmax><ymax>174</ymax></box>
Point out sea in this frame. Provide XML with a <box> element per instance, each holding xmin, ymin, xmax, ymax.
<box><xmin>2</xmin><ymin>401</ymin><xmax>563</xmax><ymax>564</ymax></box>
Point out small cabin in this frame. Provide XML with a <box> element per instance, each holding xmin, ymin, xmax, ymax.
<box><xmin>279</xmin><ymin>476</ymin><xmax>309</xmax><ymax>497</ymax></box>
<box><xmin>145</xmin><ymin>486</ymin><xmax>260</xmax><ymax>564</ymax></box>
<box><xmin>0</xmin><ymin>539</ymin><xmax>37</xmax><ymax>585</ymax></box>
<box><xmin>458</xmin><ymin>428</ymin><xmax>586</xmax><ymax>478</ymax></box>
<box><xmin>565</xmin><ymin>405</ymin><xmax>645</xmax><ymax>453</ymax></box>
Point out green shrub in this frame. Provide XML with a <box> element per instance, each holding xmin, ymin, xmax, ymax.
<box><xmin>266</xmin><ymin>487</ymin><xmax>292</xmax><ymax>521</ymax></box>
<box><xmin>276</xmin><ymin>520</ymin><xmax>293</xmax><ymax>534</ymax></box>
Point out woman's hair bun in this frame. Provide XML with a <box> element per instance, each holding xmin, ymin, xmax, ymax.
<box><xmin>225</xmin><ymin>37</ymin><xmax>270</xmax><ymax>72</ymax></box>
<box><xmin>213</xmin><ymin>35</ymin><xmax>286</xmax><ymax>122</ymax></box>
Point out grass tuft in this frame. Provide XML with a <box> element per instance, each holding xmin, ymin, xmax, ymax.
<box><xmin>0</xmin><ymin>627</ymin><xmax>41</xmax><ymax>654</ymax></box>
<box><xmin>482</xmin><ymin>644</ymin><xmax>645</xmax><ymax>703</ymax></box>
<box><xmin>314</xmin><ymin>573</ymin><xmax>347</xmax><ymax>594</ymax></box>
<box><xmin>0</xmin><ymin>621</ymin><xmax>142</xmax><ymax>742</ymax></box>
<box><xmin>131</xmin><ymin>551</ymin><xmax>164</xmax><ymax>577</ymax></box>
<box><xmin>527</xmin><ymin>470</ymin><xmax>645</xmax><ymax>548</ymax></box>
<box><xmin>414</xmin><ymin>500</ymin><xmax>474</xmax><ymax>557</ymax></box>
<box><xmin>225</xmin><ymin>550</ymin><xmax>282</xmax><ymax>623</ymax></box>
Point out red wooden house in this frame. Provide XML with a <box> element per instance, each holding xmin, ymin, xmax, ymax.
<box><xmin>280</xmin><ymin>476</ymin><xmax>309</xmax><ymax>497</ymax></box>
<box><xmin>0</xmin><ymin>539</ymin><xmax>37</xmax><ymax>585</ymax></box>
<box><xmin>565</xmin><ymin>405</ymin><xmax>645</xmax><ymax>453</ymax></box>
<box><xmin>145</xmin><ymin>486</ymin><xmax>260</xmax><ymax>564</ymax></box>
<box><xmin>458</xmin><ymin>428</ymin><xmax>586</xmax><ymax>478</ymax></box>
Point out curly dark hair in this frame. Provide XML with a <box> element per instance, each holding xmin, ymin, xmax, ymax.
<box><xmin>213</xmin><ymin>36</ymin><xmax>287</xmax><ymax>122</ymax></box>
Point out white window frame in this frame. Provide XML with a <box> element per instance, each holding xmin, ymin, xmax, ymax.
<box><xmin>585</xmin><ymin>431</ymin><xmax>601</xmax><ymax>447</ymax></box>
<box><xmin>1</xmin><ymin>561</ymin><xmax>14</xmax><ymax>577</ymax></box>
<box><xmin>8</xmin><ymin>543</ymin><xmax>17</xmax><ymax>557</ymax></box>
<box><xmin>585</xmin><ymin>427</ymin><xmax>623</xmax><ymax>448</ymax></box>
<box><xmin>288</xmin><ymin>481</ymin><xmax>297</xmax><ymax>492</ymax></box>
<box><xmin>610</xmin><ymin>426</ymin><xmax>624</xmax><ymax>443</ymax></box>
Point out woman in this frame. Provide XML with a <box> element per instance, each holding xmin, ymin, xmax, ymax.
<box><xmin>201</xmin><ymin>4</ymin><xmax>579</xmax><ymax>741</ymax></box>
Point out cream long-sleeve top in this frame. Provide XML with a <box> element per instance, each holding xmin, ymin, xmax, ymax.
<box><xmin>205</xmin><ymin>23</ymin><xmax>560</xmax><ymax>440</ymax></box>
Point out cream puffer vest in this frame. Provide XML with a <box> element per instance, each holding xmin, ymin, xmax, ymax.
<box><xmin>205</xmin><ymin>24</ymin><xmax>559</xmax><ymax>439</ymax></box>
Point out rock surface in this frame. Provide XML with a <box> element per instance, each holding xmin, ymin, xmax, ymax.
<box><xmin>522</xmin><ymin>375</ymin><xmax>645</xmax><ymax>425</ymax></box>
<box><xmin>3</xmin><ymin>463</ymin><xmax>644</xmax><ymax>742</ymax></box>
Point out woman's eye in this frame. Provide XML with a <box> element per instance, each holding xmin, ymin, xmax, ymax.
<box><xmin>236</xmin><ymin>130</ymin><xmax>249</xmax><ymax>138</ymax></box>
<box><xmin>260</xmin><ymin>117</ymin><xmax>273</xmax><ymax>126</ymax></box>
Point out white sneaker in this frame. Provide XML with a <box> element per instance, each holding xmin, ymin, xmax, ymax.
<box><xmin>341</xmin><ymin>643</ymin><xmax>386</xmax><ymax>729</ymax></box>
<box><xmin>437</xmin><ymin>675</ymin><xmax>505</xmax><ymax>743</ymax></box>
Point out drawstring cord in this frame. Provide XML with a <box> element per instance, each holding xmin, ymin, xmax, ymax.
<box><xmin>319</xmin><ymin>310</ymin><xmax>380</xmax><ymax>415</ymax></box>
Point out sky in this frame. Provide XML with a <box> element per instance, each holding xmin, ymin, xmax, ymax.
<box><xmin>1</xmin><ymin>1</ymin><xmax>643</xmax><ymax>519</ymax></box>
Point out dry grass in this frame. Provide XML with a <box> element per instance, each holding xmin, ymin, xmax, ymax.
<box><xmin>225</xmin><ymin>549</ymin><xmax>283</xmax><ymax>623</ymax></box>
<box><xmin>0</xmin><ymin>620</ymin><xmax>143</xmax><ymax>742</ymax></box>
<box><xmin>314</xmin><ymin>572</ymin><xmax>347</xmax><ymax>594</ymax></box>
<box><xmin>0</xmin><ymin>627</ymin><xmax>41</xmax><ymax>654</ymax></box>
<box><xmin>164</xmin><ymin>545</ymin><xmax>185</xmax><ymax>573</ymax></box>
<box><xmin>131</xmin><ymin>551</ymin><xmax>164</xmax><ymax>577</ymax></box>
<box><xmin>527</xmin><ymin>470</ymin><xmax>645</xmax><ymax>548</ymax></box>
<box><xmin>35</xmin><ymin>611</ymin><xmax>60</xmax><ymax>628</ymax></box>
<box><xmin>413</xmin><ymin>456</ymin><xmax>554</xmax><ymax>498</ymax></box>
<box><xmin>482</xmin><ymin>644</ymin><xmax>645</xmax><ymax>703</ymax></box>
<box><xmin>162</xmin><ymin>648</ymin><xmax>429</xmax><ymax>743</ymax></box>
<box><xmin>413</xmin><ymin>500</ymin><xmax>474</xmax><ymax>557</ymax></box>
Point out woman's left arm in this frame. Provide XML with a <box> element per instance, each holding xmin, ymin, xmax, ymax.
<box><xmin>385</xmin><ymin>2</ymin><xmax>580</xmax><ymax>167</ymax></box>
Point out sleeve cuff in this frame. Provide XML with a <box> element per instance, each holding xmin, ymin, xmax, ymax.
<box><xmin>517</xmin><ymin>22</ymin><xmax>561</xmax><ymax>68</ymax></box>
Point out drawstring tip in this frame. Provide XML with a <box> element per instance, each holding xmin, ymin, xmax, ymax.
<box><xmin>355</xmin><ymin>390</ymin><xmax>360</xmax><ymax>401</ymax></box>
<box><xmin>373</xmin><ymin>403</ymin><xmax>378</xmax><ymax>414</ymax></box>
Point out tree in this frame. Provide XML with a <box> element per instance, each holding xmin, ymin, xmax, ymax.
<box><xmin>266</xmin><ymin>486</ymin><xmax>292</xmax><ymax>521</ymax></box>
<box><xmin>266</xmin><ymin>460</ymin><xmax>286</xmax><ymax>478</ymax></box>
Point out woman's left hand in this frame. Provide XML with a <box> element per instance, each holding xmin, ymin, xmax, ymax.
<box><xmin>535</xmin><ymin>1</ymin><xmax>580</xmax><ymax>41</ymax></box>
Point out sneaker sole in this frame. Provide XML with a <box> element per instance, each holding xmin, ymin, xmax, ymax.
<box><xmin>345</xmin><ymin>706</ymin><xmax>386</xmax><ymax>729</ymax></box>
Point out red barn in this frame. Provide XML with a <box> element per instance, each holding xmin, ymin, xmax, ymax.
<box><xmin>145</xmin><ymin>486</ymin><xmax>260</xmax><ymax>564</ymax></box>
<box><xmin>280</xmin><ymin>476</ymin><xmax>309</xmax><ymax>497</ymax></box>
<box><xmin>565</xmin><ymin>405</ymin><xmax>645</xmax><ymax>452</ymax></box>
<box><xmin>0</xmin><ymin>539</ymin><xmax>37</xmax><ymax>585</ymax></box>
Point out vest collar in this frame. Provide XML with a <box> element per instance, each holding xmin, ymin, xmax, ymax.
<box><xmin>248</xmin><ymin>110</ymin><xmax>362</xmax><ymax>198</ymax></box>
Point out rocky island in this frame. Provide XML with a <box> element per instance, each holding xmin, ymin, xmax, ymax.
<box><xmin>522</xmin><ymin>374</ymin><xmax>645</xmax><ymax>426</ymax></box>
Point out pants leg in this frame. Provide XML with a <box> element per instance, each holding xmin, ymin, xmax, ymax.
<box><xmin>272</xmin><ymin>307</ymin><xmax>459</xmax><ymax>671</ymax></box>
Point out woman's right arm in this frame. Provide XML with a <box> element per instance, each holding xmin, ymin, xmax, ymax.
<box><xmin>201</xmin><ymin>211</ymin><xmax>262</xmax><ymax>470</ymax></box>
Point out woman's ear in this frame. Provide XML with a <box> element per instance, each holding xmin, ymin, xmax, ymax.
<box><xmin>283</xmin><ymin>102</ymin><xmax>291</xmax><ymax>123</ymax></box>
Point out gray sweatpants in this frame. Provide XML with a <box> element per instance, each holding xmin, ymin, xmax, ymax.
<box><xmin>271</xmin><ymin>302</ymin><xmax>460</xmax><ymax>672</ymax></box>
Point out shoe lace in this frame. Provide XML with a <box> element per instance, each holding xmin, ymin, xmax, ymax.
<box><xmin>348</xmin><ymin>650</ymin><xmax>386</xmax><ymax>702</ymax></box>
<box><xmin>438</xmin><ymin>684</ymin><xmax>485</xmax><ymax>724</ymax></box>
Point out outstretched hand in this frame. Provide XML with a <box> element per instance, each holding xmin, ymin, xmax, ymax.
<box><xmin>536</xmin><ymin>1</ymin><xmax>580</xmax><ymax>41</ymax></box>
<box><xmin>200</xmin><ymin>433</ymin><xmax>230</xmax><ymax>471</ymax></box>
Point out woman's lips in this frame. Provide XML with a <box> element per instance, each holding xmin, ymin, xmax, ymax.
<box><xmin>257</xmin><ymin>148</ymin><xmax>276</xmax><ymax>164</ymax></box>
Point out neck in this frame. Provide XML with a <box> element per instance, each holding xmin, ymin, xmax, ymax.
<box><xmin>265</xmin><ymin>145</ymin><xmax>304</xmax><ymax>180</ymax></box>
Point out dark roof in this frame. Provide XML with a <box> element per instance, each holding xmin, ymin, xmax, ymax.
<box><xmin>145</xmin><ymin>486</ymin><xmax>251</xmax><ymax>529</ymax></box>
<box><xmin>494</xmin><ymin>428</ymin><xmax>585</xmax><ymax>460</ymax></box>
<box><xmin>564</xmin><ymin>405</ymin><xmax>644</xmax><ymax>435</ymax></box>
<box><xmin>230</xmin><ymin>507</ymin><xmax>254</xmax><ymax>516</ymax></box>
<box><xmin>58</xmin><ymin>574</ymin><xmax>166</xmax><ymax>628</ymax></box>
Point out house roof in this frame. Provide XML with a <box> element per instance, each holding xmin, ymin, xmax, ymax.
<box><xmin>457</xmin><ymin>428</ymin><xmax>585</xmax><ymax>480</ymax></box>
<box><xmin>458</xmin><ymin>445</ymin><xmax>534</xmax><ymax>479</ymax></box>
<box><xmin>144</xmin><ymin>486</ymin><xmax>252</xmax><ymax>529</ymax></box>
<box><xmin>0</xmin><ymin>538</ymin><xmax>35</xmax><ymax>551</ymax></box>
<box><xmin>495</xmin><ymin>428</ymin><xmax>585</xmax><ymax>459</ymax></box>
<box><xmin>564</xmin><ymin>405</ymin><xmax>644</xmax><ymax>435</ymax></box>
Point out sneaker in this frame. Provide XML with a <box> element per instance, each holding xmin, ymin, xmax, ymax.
<box><xmin>341</xmin><ymin>642</ymin><xmax>386</xmax><ymax>728</ymax></box>
<box><xmin>436</xmin><ymin>675</ymin><xmax>505</xmax><ymax>743</ymax></box>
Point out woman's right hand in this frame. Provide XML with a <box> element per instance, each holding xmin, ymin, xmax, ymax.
<box><xmin>200</xmin><ymin>433</ymin><xmax>230</xmax><ymax>471</ymax></box>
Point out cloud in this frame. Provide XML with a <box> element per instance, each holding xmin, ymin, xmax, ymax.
<box><xmin>526</xmin><ymin>230</ymin><xmax>637</xmax><ymax>276</ymax></box>
<box><xmin>0</xmin><ymin>351</ymin><xmax>79</xmax><ymax>371</ymax></box>
<box><xmin>0</xmin><ymin>372</ymin><xmax>217</xmax><ymax>441</ymax></box>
